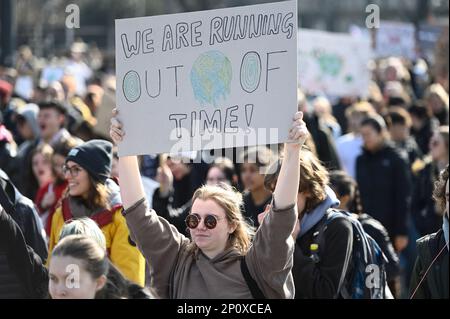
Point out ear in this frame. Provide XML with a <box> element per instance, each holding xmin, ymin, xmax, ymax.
<box><xmin>95</xmin><ymin>275</ymin><xmax>107</xmax><ymax>292</ymax></box>
<box><xmin>228</xmin><ymin>221</ymin><xmax>238</xmax><ymax>235</ymax></box>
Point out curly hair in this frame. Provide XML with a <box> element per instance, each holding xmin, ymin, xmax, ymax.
<box><xmin>433</xmin><ymin>165</ymin><xmax>449</xmax><ymax>214</ymax></box>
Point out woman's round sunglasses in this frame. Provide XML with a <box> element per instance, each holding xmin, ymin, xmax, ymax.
<box><xmin>185</xmin><ymin>213</ymin><xmax>224</xmax><ymax>230</ymax></box>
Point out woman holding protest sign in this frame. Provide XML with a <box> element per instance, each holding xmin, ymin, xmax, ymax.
<box><xmin>110</xmin><ymin>108</ymin><xmax>308</xmax><ymax>299</ymax></box>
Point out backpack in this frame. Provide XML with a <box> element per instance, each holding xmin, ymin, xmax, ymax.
<box><xmin>313</xmin><ymin>209</ymin><xmax>388</xmax><ymax>299</ymax></box>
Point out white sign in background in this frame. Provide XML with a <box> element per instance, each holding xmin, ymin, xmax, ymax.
<box><xmin>375</xmin><ymin>21</ymin><xmax>417</xmax><ymax>61</ymax></box>
<box><xmin>298</xmin><ymin>28</ymin><xmax>372</xmax><ymax>97</ymax></box>
<box><xmin>115</xmin><ymin>0</ymin><xmax>298</xmax><ymax>156</ymax></box>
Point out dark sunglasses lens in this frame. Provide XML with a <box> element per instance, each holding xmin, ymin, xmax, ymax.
<box><xmin>204</xmin><ymin>215</ymin><xmax>218</xmax><ymax>229</ymax></box>
<box><xmin>186</xmin><ymin>214</ymin><xmax>199</xmax><ymax>229</ymax></box>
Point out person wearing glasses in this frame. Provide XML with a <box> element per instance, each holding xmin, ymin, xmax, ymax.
<box><xmin>110</xmin><ymin>109</ymin><xmax>308</xmax><ymax>299</ymax></box>
<box><xmin>47</xmin><ymin>139</ymin><xmax>146</xmax><ymax>287</ymax></box>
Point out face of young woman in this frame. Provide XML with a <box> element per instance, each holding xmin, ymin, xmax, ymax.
<box><xmin>430</xmin><ymin>133</ymin><xmax>448</xmax><ymax>162</ymax></box>
<box><xmin>64</xmin><ymin>161</ymin><xmax>91</xmax><ymax>197</ymax></box>
<box><xmin>189</xmin><ymin>199</ymin><xmax>235</xmax><ymax>258</ymax></box>
<box><xmin>32</xmin><ymin>153</ymin><xmax>53</xmax><ymax>186</ymax></box>
<box><xmin>240</xmin><ymin>163</ymin><xmax>264</xmax><ymax>192</ymax></box>
<box><xmin>48</xmin><ymin>255</ymin><xmax>106</xmax><ymax>299</ymax></box>
<box><xmin>360</xmin><ymin>125</ymin><xmax>384</xmax><ymax>152</ymax></box>
<box><xmin>206</xmin><ymin>167</ymin><xmax>229</xmax><ymax>186</ymax></box>
<box><xmin>52</xmin><ymin>154</ymin><xmax>67</xmax><ymax>181</ymax></box>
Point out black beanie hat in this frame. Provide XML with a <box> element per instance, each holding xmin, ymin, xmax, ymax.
<box><xmin>66</xmin><ymin>139</ymin><xmax>113</xmax><ymax>184</ymax></box>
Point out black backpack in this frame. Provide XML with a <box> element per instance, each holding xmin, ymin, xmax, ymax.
<box><xmin>312</xmin><ymin>209</ymin><xmax>388</xmax><ymax>299</ymax></box>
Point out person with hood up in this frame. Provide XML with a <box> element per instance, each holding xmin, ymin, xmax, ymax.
<box><xmin>48</xmin><ymin>139</ymin><xmax>145</xmax><ymax>286</ymax></box>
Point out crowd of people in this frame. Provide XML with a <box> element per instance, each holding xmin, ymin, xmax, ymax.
<box><xmin>0</xmin><ymin>39</ymin><xmax>448</xmax><ymax>299</ymax></box>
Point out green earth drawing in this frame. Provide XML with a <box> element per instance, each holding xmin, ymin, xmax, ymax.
<box><xmin>190</xmin><ymin>51</ymin><xmax>232</xmax><ymax>107</ymax></box>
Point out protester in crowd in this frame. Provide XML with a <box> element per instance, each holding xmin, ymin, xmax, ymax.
<box><xmin>424</xmin><ymin>83</ymin><xmax>449</xmax><ymax>126</ymax></box>
<box><xmin>12</xmin><ymin>103</ymin><xmax>41</xmax><ymax>198</ymax></box>
<box><xmin>410</xmin><ymin>165</ymin><xmax>449</xmax><ymax>299</ymax></box>
<box><xmin>239</xmin><ymin>146</ymin><xmax>275</xmax><ymax>227</ymax></box>
<box><xmin>386</xmin><ymin>107</ymin><xmax>423</xmax><ymax>166</ymax></box>
<box><xmin>409</xmin><ymin>102</ymin><xmax>440</xmax><ymax>155</ymax></box>
<box><xmin>412</xmin><ymin>126</ymin><xmax>449</xmax><ymax>237</ymax></box>
<box><xmin>49</xmin><ymin>235</ymin><xmax>151</xmax><ymax>299</ymax></box>
<box><xmin>31</xmin><ymin>143</ymin><xmax>54</xmax><ymax>204</ymax></box>
<box><xmin>206</xmin><ymin>157</ymin><xmax>239</xmax><ymax>189</ymax></box>
<box><xmin>38</xmin><ymin>101</ymin><xmax>79</xmax><ymax>147</ymax></box>
<box><xmin>313</xmin><ymin>96</ymin><xmax>342</xmax><ymax>140</ymax></box>
<box><xmin>0</xmin><ymin>201</ymin><xmax>48</xmax><ymax>299</ymax></box>
<box><xmin>48</xmin><ymin>139</ymin><xmax>145</xmax><ymax>286</ymax></box>
<box><xmin>57</xmin><ymin>219</ymin><xmax>155</xmax><ymax>299</ymax></box>
<box><xmin>328</xmin><ymin>170</ymin><xmax>401</xmax><ymax>298</ymax></box>
<box><xmin>35</xmin><ymin>138</ymin><xmax>79</xmax><ymax>235</ymax></box>
<box><xmin>335</xmin><ymin>101</ymin><xmax>376</xmax><ymax>179</ymax></box>
<box><xmin>110</xmin><ymin>108</ymin><xmax>307</xmax><ymax>299</ymax></box>
<box><xmin>298</xmin><ymin>90</ymin><xmax>341</xmax><ymax>170</ymax></box>
<box><xmin>0</xmin><ymin>168</ymin><xmax>48</xmax><ymax>261</ymax></box>
<box><xmin>263</xmin><ymin>148</ymin><xmax>357</xmax><ymax>298</ymax></box>
<box><xmin>356</xmin><ymin>114</ymin><xmax>412</xmax><ymax>252</ymax></box>
<box><xmin>151</xmin><ymin>153</ymin><xmax>198</xmax><ymax>231</ymax></box>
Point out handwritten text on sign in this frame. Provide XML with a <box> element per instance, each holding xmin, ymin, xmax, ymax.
<box><xmin>115</xmin><ymin>0</ymin><xmax>298</xmax><ymax>156</ymax></box>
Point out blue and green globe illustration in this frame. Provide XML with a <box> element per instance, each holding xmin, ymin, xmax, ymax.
<box><xmin>190</xmin><ymin>51</ymin><xmax>232</xmax><ymax>107</ymax></box>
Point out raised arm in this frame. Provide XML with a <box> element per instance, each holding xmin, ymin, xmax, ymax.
<box><xmin>110</xmin><ymin>110</ymin><xmax>146</xmax><ymax>210</ymax></box>
<box><xmin>273</xmin><ymin>111</ymin><xmax>307</xmax><ymax>209</ymax></box>
<box><xmin>245</xmin><ymin>111</ymin><xmax>308</xmax><ymax>298</ymax></box>
<box><xmin>110</xmin><ymin>109</ymin><xmax>190</xmax><ymax>298</ymax></box>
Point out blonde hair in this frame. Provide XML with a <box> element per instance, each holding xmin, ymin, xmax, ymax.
<box><xmin>59</xmin><ymin>218</ymin><xmax>107</xmax><ymax>250</ymax></box>
<box><xmin>425</xmin><ymin>83</ymin><xmax>449</xmax><ymax>109</ymax></box>
<box><xmin>189</xmin><ymin>184</ymin><xmax>255</xmax><ymax>255</ymax></box>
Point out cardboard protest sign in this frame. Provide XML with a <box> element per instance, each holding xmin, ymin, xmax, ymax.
<box><xmin>115</xmin><ymin>0</ymin><xmax>298</xmax><ymax>156</ymax></box>
<box><xmin>375</xmin><ymin>21</ymin><xmax>417</xmax><ymax>60</ymax></box>
<box><xmin>298</xmin><ymin>29</ymin><xmax>372</xmax><ymax>97</ymax></box>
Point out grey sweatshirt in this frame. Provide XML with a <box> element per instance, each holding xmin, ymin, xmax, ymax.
<box><xmin>123</xmin><ymin>198</ymin><xmax>297</xmax><ymax>299</ymax></box>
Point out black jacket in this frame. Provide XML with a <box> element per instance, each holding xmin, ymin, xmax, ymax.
<box><xmin>356</xmin><ymin>143</ymin><xmax>412</xmax><ymax>238</ymax></box>
<box><xmin>0</xmin><ymin>169</ymin><xmax>48</xmax><ymax>261</ymax></box>
<box><xmin>293</xmin><ymin>215</ymin><xmax>353</xmax><ymax>299</ymax></box>
<box><xmin>410</xmin><ymin>229</ymin><xmax>448</xmax><ymax>299</ymax></box>
<box><xmin>152</xmin><ymin>173</ymin><xmax>195</xmax><ymax>234</ymax></box>
<box><xmin>412</xmin><ymin>160</ymin><xmax>443</xmax><ymax>237</ymax></box>
<box><xmin>411</xmin><ymin>118</ymin><xmax>439</xmax><ymax>155</ymax></box>
<box><xmin>242</xmin><ymin>191</ymin><xmax>272</xmax><ymax>227</ymax></box>
<box><xmin>0</xmin><ymin>204</ymin><xmax>49</xmax><ymax>299</ymax></box>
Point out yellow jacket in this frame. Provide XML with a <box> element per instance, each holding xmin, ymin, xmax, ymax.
<box><xmin>48</xmin><ymin>198</ymin><xmax>146</xmax><ymax>286</ymax></box>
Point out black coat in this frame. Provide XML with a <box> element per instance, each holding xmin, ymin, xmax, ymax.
<box><xmin>0</xmin><ymin>169</ymin><xmax>48</xmax><ymax>261</ymax></box>
<box><xmin>356</xmin><ymin>143</ymin><xmax>412</xmax><ymax>239</ymax></box>
<box><xmin>293</xmin><ymin>215</ymin><xmax>353</xmax><ymax>299</ymax></box>
<box><xmin>410</xmin><ymin>229</ymin><xmax>448</xmax><ymax>299</ymax></box>
<box><xmin>0</xmin><ymin>204</ymin><xmax>48</xmax><ymax>299</ymax></box>
<box><xmin>412</xmin><ymin>160</ymin><xmax>443</xmax><ymax>236</ymax></box>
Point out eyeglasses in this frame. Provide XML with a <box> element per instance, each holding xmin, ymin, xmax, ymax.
<box><xmin>62</xmin><ymin>165</ymin><xmax>82</xmax><ymax>178</ymax></box>
<box><xmin>185</xmin><ymin>213</ymin><xmax>225</xmax><ymax>230</ymax></box>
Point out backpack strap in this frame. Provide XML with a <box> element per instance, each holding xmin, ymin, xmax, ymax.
<box><xmin>240</xmin><ymin>256</ymin><xmax>266</xmax><ymax>299</ymax></box>
<box><xmin>313</xmin><ymin>209</ymin><xmax>353</xmax><ymax>299</ymax></box>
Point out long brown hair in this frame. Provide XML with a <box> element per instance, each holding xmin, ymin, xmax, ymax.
<box><xmin>264</xmin><ymin>147</ymin><xmax>328</xmax><ymax>214</ymax></box>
